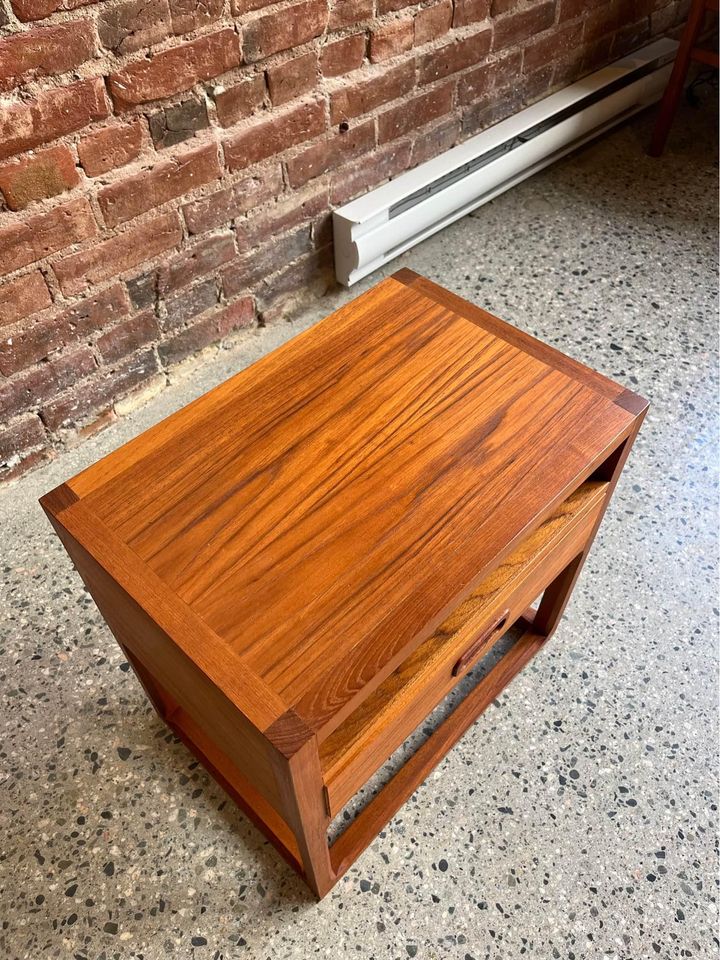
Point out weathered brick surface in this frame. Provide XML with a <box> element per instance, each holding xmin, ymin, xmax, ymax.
<box><xmin>108</xmin><ymin>30</ymin><xmax>241</xmax><ymax>109</ymax></box>
<box><xmin>418</xmin><ymin>28</ymin><xmax>492</xmax><ymax>85</ymax></box>
<box><xmin>169</xmin><ymin>0</ymin><xmax>224</xmax><ymax>34</ymax></box>
<box><xmin>286</xmin><ymin>119</ymin><xmax>374</xmax><ymax>186</ymax></box>
<box><xmin>158</xmin><ymin>297</ymin><xmax>253</xmax><ymax>364</ymax></box>
<box><xmin>0</xmin><ymin>78</ymin><xmax>108</xmax><ymax>162</ymax></box>
<box><xmin>243</xmin><ymin>0</ymin><xmax>328</xmax><ymax>61</ymax></box>
<box><xmin>328</xmin><ymin>0</ymin><xmax>372</xmax><ymax>26</ymax></box>
<box><xmin>158</xmin><ymin>232</ymin><xmax>236</xmax><ymax>292</ymax></box>
<box><xmin>98</xmin><ymin>0</ymin><xmax>170</xmax><ymax>54</ymax></box>
<box><xmin>0</xmin><ymin>271</ymin><xmax>52</xmax><ymax>327</ymax></box>
<box><xmin>235</xmin><ymin>187</ymin><xmax>327</xmax><ymax>251</ymax></box>
<box><xmin>330</xmin><ymin>60</ymin><xmax>414</xmax><ymax>122</ymax></box>
<box><xmin>0</xmin><ymin>145</ymin><xmax>79</xmax><ymax>211</ymax></box>
<box><xmin>0</xmin><ymin>20</ymin><xmax>96</xmax><ymax>92</ymax></box>
<box><xmin>414</xmin><ymin>0</ymin><xmax>453</xmax><ymax>45</ymax></box>
<box><xmin>320</xmin><ymin>33</ymin><xmax>365</xmax><ymax>77</ymax></box>
<box><xmin>0</xmin><ymin>415</ymin><xmax>46</xmax><ymax>471</ymax></box>
<box><xmin>0</xmin><ymin>346</ymin><xmax>96</xmax><ymax>422</ymax></box>
<box><xmin>78</xmin><ymin>120</ymin><xmax>144</xmax><ymax>176</ymax></box>
<box><xmin>222</xmin><ymin>227</ymin><xmax>312</xmax><ymax>297</ymax></box>
<box><xmin>163</xmin><ymin>277</ymin><xmax>218</xmax><ymax>328</ymax></box>
<box><xmin>0</xmin><ymin>284</ymin><xmax>129</xmax><ymax>376</ymax></box>
<box><xmin>0</xmin><ymin>0</ymin><xmax>670</xmax><ymax>480</ymax></box>
<box><xmin>97</xmin><ymin>310</ymin><xmax>160</xmax><ymax>362</ymax></box>
<box><xmin>267</xmin><ymin>52</ymin><xmax>318</xmax><ymax>106</ymax></box>
<box><xmin>492</xmin><ymin>1</ymin><xmax>556</xmax><ymax>50</ymax></box>
<box><xmin>378</xmin><ymin>82</ymin><xmax>453</xmax><ymax>143</ymax></box>
<box><xmin>53</xmin><ymin>212</ymin><xmax>182</xmax><ymax>295</ymax></box>
<box><xmin>452</xmin><ymin>0</ymin><xmax>490</xmax><ymax>27</ymax></box>
<box><xmin>183</xmin><ymin>165</ymin><xmax>283</xmax><ymax>232</ymax></box>
<box><xmin>11</xmin><ymin>0</ymin><xmax>95</xmax><ymax>21</ymax></box>
<box><xmin>41</xmin><ymin>347</ymin><xmax>159</xmax><ymax>430</ymax></box>
<box><xmin>224</xmin><ymin>99</ymin><xmax>325</xmax><ymax>171</ymax></box>
<box><xmin>0</xmin><ymin>198</ymin><xmax>98</xmax><ymax>277</ymax></box>
<box><xmin>98</xmin><ymin>142</ymin><xmax>221</xmax><ymax>227</ymax></box>
<box><xmin>370</xmin><ymin>18</ymin><xmax>414</xmax><ymax>62</ymax></box>
<box><xmin>330</xmin><ymin>138</ymin><xmax>412</xmax><ymax>204</ymax></box>
<box><xmin>214</xmin><ymin>76</ymin><xmax>266</xmax><ymax>127</ymax></box>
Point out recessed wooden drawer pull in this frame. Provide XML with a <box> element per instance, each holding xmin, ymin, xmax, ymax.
<box><xmin>452</xmin><ymin>609</ymin><xmax>510</xmax><ymax>677</ymax></box>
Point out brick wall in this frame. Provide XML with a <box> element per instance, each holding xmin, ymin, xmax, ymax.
<box><xmin>0</xmin><ymin>0</ymin><xmax>686</xmax><ymax>480</ymax></box>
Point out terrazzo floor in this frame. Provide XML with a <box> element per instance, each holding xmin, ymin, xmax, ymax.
<box><xmin>1</xmin><ymin>98</ymin><xmax>718</xmax><ymax>960</ymax></box>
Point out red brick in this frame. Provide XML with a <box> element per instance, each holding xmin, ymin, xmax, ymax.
<box><xmin>256</xmin><ymin>247</ymin><xmax>333</xmax><ymax>320</ymax></box>
<box><xmin>611</xmin><ymin>16</ymin><xmax>651</xmax><ymax>55</ymax></box>
<box><xmin>98</xmin><ymin>143</ymin><xmax>221</xmax><ymax>228</ymax></box>
<box><xmin>410</xmin><ymin>115</ymin><xmax>460</xmax><ymax>166</ymax></box>
<box><xmin>286</xmin><ymin>119</ymin><xmax>375</xmax><ymax>187</ymax></box>
<box><xmin>98</xmin><ymin>0</ymin><xmax>171</xmax><ymax>54</ymax></box>
<box><xmin>378</xmin><ymin>81</ymin><xmax>454</xmax><ymax>143</ymax></box>
<box><xmin>457</xmin><ymin>49</ymin><xmax>521</xmax><ymax>103</ymax></box>
<box><xmin>41</xmin><ymin>347</ymin><xmax>159</xmax><ymax>430</ymax></box>
<box><xmin>169</xmin><ymin>0</ymin><xmax>223</xmax><ymax>34</ymax></box>
<box><xmin>0</xmin><ymin>78</ymin><xmax>109</xmax><ymax>163</ymax></box>
<box><xmin>222</xmin><ymin>227</ymin><xmax>312</xmax><ymax>297</ymax></box>
<box><xmin>0</xmin><ymin>284</ymin><xmax>130</xmax><ymax>376</ymax></box>
<box><xmin>0</xmin><ymin>145</ymin><xmax>79</xmax><ymax>211</ymax></box>
<box><xmin>53</xmin><ymin>212</ymin><xmax>182</xmax><ymax>296</ymax></box>
<box><xmin>236</xmin><ymin>186</ymin><xmax>328</xmax><ymax>251</ymax></box>
<box><xmin>182</xmin><ymin>165</ymin><xmax>284</xmax><ymax>233</ymax></box>
<box><xmin>231</xmin><ymin>0</ymin><xmax>273</xmax><ymax>13</ymax></box>
<box><xmin>492</xmin><ymin>1</ymin><xmax>555</xmax><ymax>50</ymax></box>
<box><xmin>158</xmin><ymin>232</ymin><xmax>236</xmax><ymax>293</ymax></box>
<box><xmin>77</xmin><ymin>120</ymin><xmax>144</xmax><ymax>177</ymax></box>
<box><xmin>320</xmin><ymin>33</ymin><xmax>365</xmax><ymax>77</ymax></box>
<box><xmin>267</xmin><ymin>52</ymin><xmax>318</xmax><ymax>106</ymax></box>
<box><xmin>328</xmin><ymin>0</ymin><xmax>372</xmax><ymax>25</ymax></box>
<box><xmin>330</xmin><ymin>138</ymin><xmax>412</xmax><ymax>205</ymax></box>
<box><xmin>452</xmin><ymin>0</ymin><xmax>490</xmax><ymax>26</ymax></box>
<box><xmin>330</xmin><ymin>60</ymin><xmax>415</xmax><ymax>122</ymax></box>
<box><xmin>243</xmin><ymin>0</ymin><xmax>328</xmax><ymax>62</ymax></box>
<box><xmin>418</xmin><ymin>28</ymin><xmax>492</xmax><ymax>85</ymax></box>
<box><xmin>0</xmin><ymin>272</ymin><xmax>52</xmax><ymax>327</ymax></box>
<box><xmin>108</xmin><ymin>30</ymin><xmax>241</xmax><ymax>110</ymax></box>
<box><xmin>0</xmin><ymin>21</ymin><xmax>96</xmax><ymax>93</ymax></box>
<box><xmin>224</xmin><ymin>99</ymin><xmax>326</xmax><ymax>172</ymax></box>
<box><xmin>0</xmin><ymin>346</ymin><xmax>96</xmax><ymax>421</ymax></box>
<box><xmin>0</xmin><ymin>415</ymin><xmax>46</xmax><ymax>471</ymax></box>
<box><xmin>163</xmin><ymin>277</ymin><xmax>218</xmax><ymax>328</ymax></box>
<box><xmin>462</xmin><ymin>85</ymin><xmax>522</xmax><ymax>136</ymax></box>
<box><xmin>378</xmin><ymin>0</ymin><xmax>413</xmax><ymax>12</ymax></box>
<box><xmin>557</xmin><ymin>0</ymin><xmax>587</xmax><ymax>21</ymax></box>
<box><xmin>0</xmin><ymin>198</ymin><xmax>98</xmax><ymax>278</ymax></box>
<box><xmin>523</xmin><ymin>20</ymin><xmax>583</xmax><ymax>73</ymax></box>
<box><xmin>158</xmin><ymin>298</ymin><xmax>254</xmax><ymax>365</ymax></box>
<box><xmin>97</xmin><ymin>310</ymin><xmax>160</xmax><ymax>363</ymax></box>
<box><xmin>370</xmin><ymin>18</ymin><xmax>414</xmax><ymax>63</ymax></box>
<box><xmin>414</xmin><ymin>0</ymin><xmax>452</xmax><ymax>46</ymax></box>
<box><xmin>11</xmin><ymin>0</ymin><xmax>96</xmax><ymax>21</ymax></box>
<box><xmin>215</xmin><ymin>75</ymin><xmax>266</xmax><ymax>127</ymax></box>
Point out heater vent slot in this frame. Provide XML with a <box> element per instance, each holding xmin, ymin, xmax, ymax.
<box><xmin>388</xmin><ymin>60</ymin><xmax>659</xmax><ymax>221</ymax></box>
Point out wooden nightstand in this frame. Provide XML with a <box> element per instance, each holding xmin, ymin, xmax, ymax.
<box><xmin>41</xmin><ymin>270</ymin><xmax>647</xmax><ymax>899</ymax></box>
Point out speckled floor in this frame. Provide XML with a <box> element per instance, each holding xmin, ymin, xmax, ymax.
<box><xmin>1</xmin><ymin>98</ymin><xmax>718</xmax><ymax>960</ymax></box>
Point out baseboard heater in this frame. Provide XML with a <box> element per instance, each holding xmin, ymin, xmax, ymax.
<box><xmin>333</xmin><ymin>38</ymin><xmax>678</xmax><ymax>286</ymax></box>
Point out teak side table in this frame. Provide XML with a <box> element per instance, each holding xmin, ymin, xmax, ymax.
<box><xmin>41</xmin><ymin>270</ymin><xmax>647</xmax><ymax>899</ymax></box>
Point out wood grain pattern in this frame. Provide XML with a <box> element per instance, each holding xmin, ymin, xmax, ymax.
<box><xmin>57</xmin><ymin>273</ymin><xmax>635</xmax><ymax>738</ymax></box>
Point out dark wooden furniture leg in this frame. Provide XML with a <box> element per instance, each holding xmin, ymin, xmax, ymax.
<box><xmin>648</xmin><ymin>0</ymin><xmax>719</xmax><ymax>157</ymax></box>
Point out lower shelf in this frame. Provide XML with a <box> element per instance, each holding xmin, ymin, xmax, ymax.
<box><xmin>320</xmin><ymin>479</ymin><xmax>608</xmax><ymax>815</ymax></box>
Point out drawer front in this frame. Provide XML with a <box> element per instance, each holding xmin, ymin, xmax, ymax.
<box><xmin>321</xmin><ymin>491</ymin><xmax>604</xmax><ymax>815</ymax></box>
